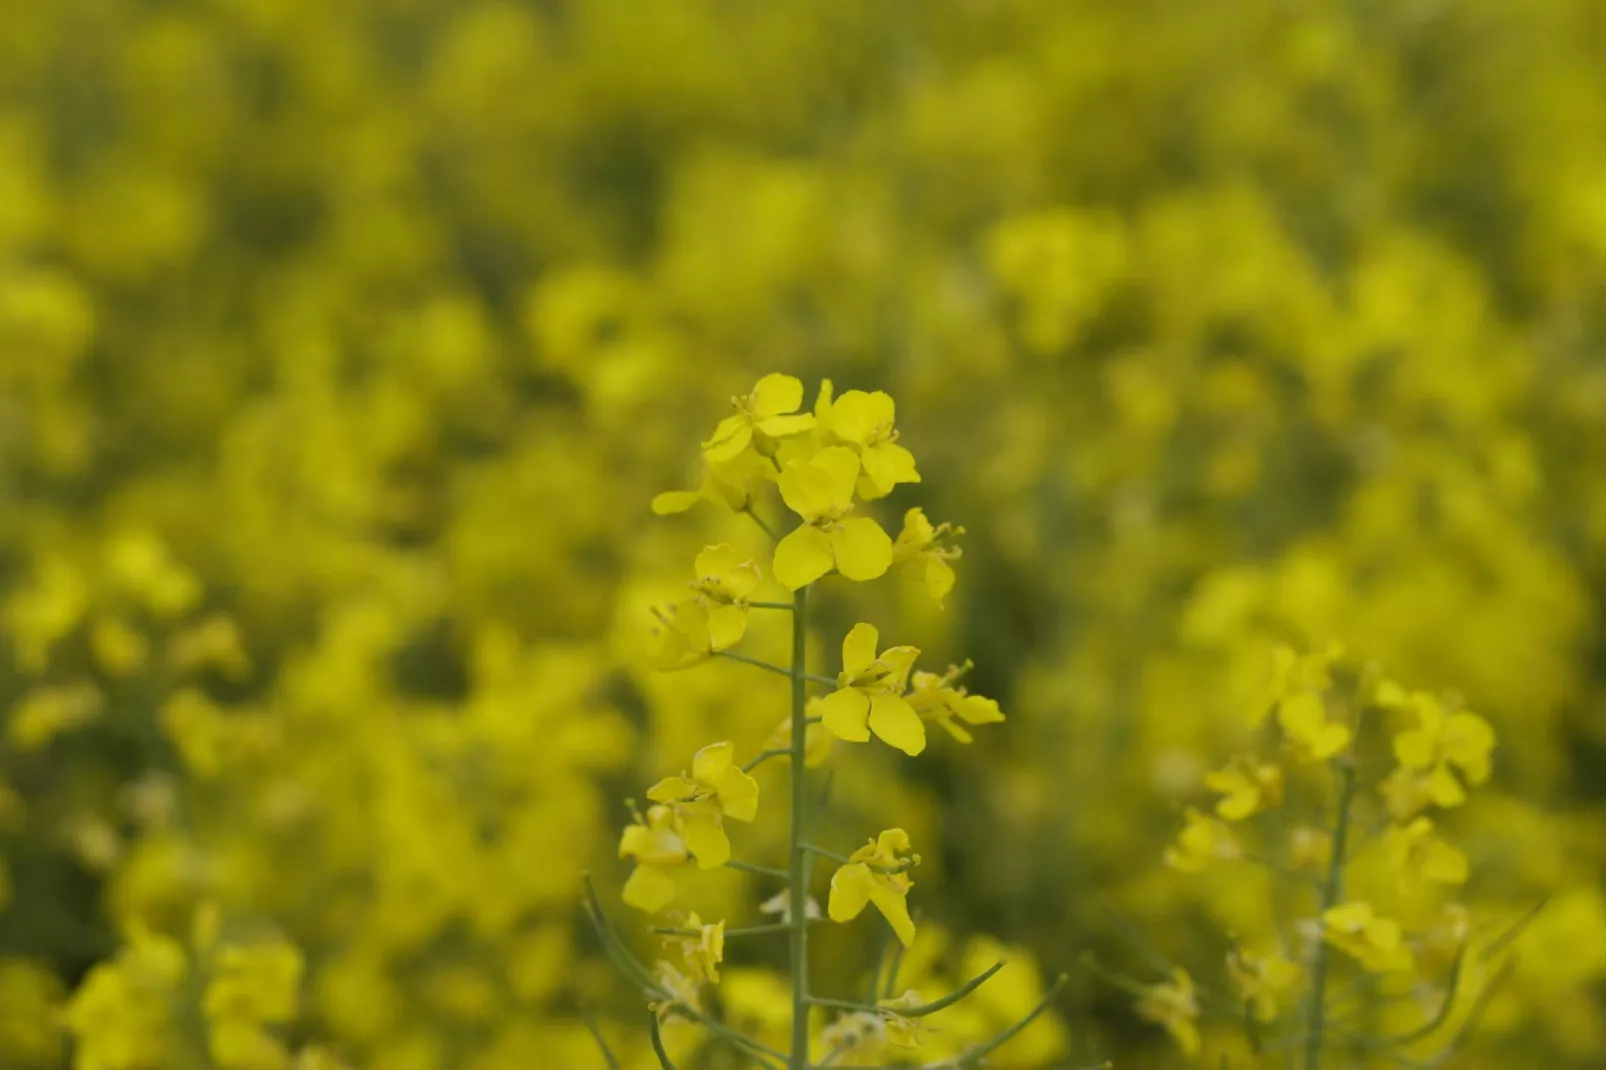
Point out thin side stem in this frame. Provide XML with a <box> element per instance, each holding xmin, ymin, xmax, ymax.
<box><xmin>751</xmin><ymin>600</ymin><xmax>795</xmax><ymax>611</ymax></box>
<box><xmin>744</xmin><ymin>748</ymin><xmax>791</xmax><ymax>773</ymax></box>
<box><xmin>1305</xmin><ymin>761</ymin><xmax>1358</xmax><ymax>1070</ymax></box>
<box><xmin>789</xmin><ymin>583</ymin><xmax>812</xmax><ymax>1070</ymax></box>
<box><xmin>727</xmin><ymin>859</ymin><xmax>788</xmax><ymax>880</ymax></box>
<box><xmin>717</xmin><ymin>649</ymin><xmax>837</xmax><ymax>688</ymax></box>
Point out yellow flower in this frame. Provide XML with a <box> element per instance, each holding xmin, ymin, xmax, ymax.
<box><xmin>661</xmin><ymin>914</ymin><xmax>724</xmax><ymax>984</ymax></box>
<box><xmin>1289</xmin><ymin>826</ymin><xmax>1333</xmax><ymax>872</ymax></box>
<box><xmin>1164</xmin><ymin>806</ymin><xmax>1241</xmax><ymax>872</ymax></box>
<box><xmin>1254</xmin><ymin>642</ymin><xmax>1342</xmax><ymax>727</ymax></box>
<box><xmin>817</xmin><ymin>386</ymin><xmax>920</xmax><ymax>499</ymax></box>
<box><xmin>646</xmin><ymin>742</ymin><xmax>760</xmax><ymax>869</ymax></box>
<box><xmin>1136</xmin><ymin>968</ymin><xmax>1200</xmax><ymax>1058</ymax></box>
<box><xmin>890</xmin><ymin>508</ymin><xmax>963</xmax><ymax>604</ymax></box>
<box><xmin>1277</xmin><ymin>689</ymin><xmax>1350</xmax><ymax>763</ymax></box>
<box><xmin>1321</xmin><ymin>902</ymin><xmax>1413</xmax><ymax>973</ymax></box>
<box><xmin>1227</xmin><ymin>947</ymin><xmax>1302</xmax><ymax>1022</ymax></box>
<box><xmin>701</xmin><ymin>373</ymin><xmax>817</xmax><ymax>463</ymax></box>
<box><xmin>903</xmin><ymin>662</ymin><xmax>1005</xmax><ymax>744</ymax></box>
<box><xmin>619</xmin><ymin>804</ymin><xmax>690</xmax><ymax>913</ymax></box>
<box><xmin>688</xmin><ymin>544</ymin><xmax>762</xmax><ymax>652</ymax></box>
<box><xmin>1204</xmin><ymin>755</ymin><xmax>1283</xmax><ymax>821</ymax></box>
<box><xmin>816</xmin><ymin>623</ymin><xmax>926</xmax><ymax>756</ymax></box>
<box><xmin>1390</xmin><ymin>693</ymin><xmax>1495</xmax><ymax>811</ymax></box>
<box><xmin>772</xmin><ymin>446</ymin><xmax>892</xmax><ymax>589</ymax></box>
<box><xmin>1381</xmin><ymin>816</ymin><xmax>1469</xmax><ymax>888</ymax></box>
<box><xmin>828</xmin><ymin>829</ymin><xmax>919</xmax><ymax>947</ymax></box>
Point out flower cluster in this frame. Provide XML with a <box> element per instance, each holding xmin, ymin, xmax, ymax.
<box><xmin>588</xmin><ymin>376</ymin><xmax>1065</xmax><ymax>1070</ymax></box>
<box><xmin>1115</xmin><ymin>645</ymin><xmax>1529</xmax><ymax>1065</ymax></box>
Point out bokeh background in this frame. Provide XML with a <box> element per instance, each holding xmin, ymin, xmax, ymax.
<box><xmin>2</xmin><ymin>0</ymin><xmax>1605</xmax><ymax>1066</ymax></box>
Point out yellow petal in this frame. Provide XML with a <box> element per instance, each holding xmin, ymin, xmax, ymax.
<box><xmin>1277</xmin><ymin>691</ymin><xmax>1325</xmax><ymax>737</ymax></box>
<box><xmin>830</xmin><ymin>517</ymin><xmax>892</xmax><ymax>582</ymax></box>
<box><xmin>777</xmin><ymin>459</ymin><xmax>837</xmax><ymax>520</ymax></box>
<box><xmin>692</xmin><ymin>741</ymin><xmax>735</xmax><ymax>785</ymax></box>
<box><xmin>646</xmin><ymin>776</ymin><xmax>699</xmax><ymax>803</ymax></box>
<box><xmin>861</xmin><ymin>442</ymin><xmax>920</xmax><ymax>496</ymax></box>
<box><xmin>705</xmin><ymin>604</ymin><xmax>747</xmax><ymax>651</ymax></box>
<box><xmin>1393</xmin><ymin>729</ymin><xmax>1435</xmax><ymax>770</ymax></box>
<box><xmin>868</xmin><ymin>694</ymin><xmax>926</xmax><ymax>756</ymax></box>
<box><xmin>1311</xmin><ymin>722</ymin><xmax>1350</xmax><ymax>760</ymax></box>
<box><xmin>875</xmin><ymin>644</ymin><xmax>921</xmax><ymax>690</ymax></box>
<box><xmin>817</xmin><ymin>687</ymin><xmax>872</xmax><ymax>743</ymax></box>
<box><xmin>682</xmin><ymin>809</ymin><xmax>731</xmax><ymax>870</ymax></box>
<box><xmin>873</xmin><ymin>828</ymin><xmax>912</xmax><ymax>858</ymax></box>
<box><xmin>751</xmin><ymin>373</ymin><xmax>804</xmax><ymax>418</ymax></box>
<box><xmin>713</xmin><ymin>766</ymin><xmax>760</xmax><ymax>823</ymax></box>
<box><xmin>756</xmin><ymin>412</ymin><xmax>817</xmax><ymax>438</ymax></box>
<box><xmin>652</xmin><ymin>490</ymin><xmax>703</xmax><ymax>515</ymax></box>
<box><xmin>841</xmin><ymin>622</ymin><xmax>880</xmax><ymax>678</ymax></box>
<box><xmin>867</xmin><ymin>880</ymin><xmax>916</xmax><ymax>947</ymax></box>
<box><xmin>622</xmin><ymin>866</ymin><xmax>677</xmax><ymax>913</ymax></box>
<box><xmin>811</xmin><ymin>446</ymin><xmax>862</xmax><ymax>507</ymax></box>
<box><xmin>828</xmin><ymin>863</ymin><xmax>873</xmax><ymax>922</ymax></box>
<box><xmin>773</xmin><ymin>526</ymin><xmax>835</xmax><ymax>590</ymax></box>
<box><xmin>703</xmin><ymin>414</ymin><xmax>753</xmax><ymax>463</ymax></box>
<box><xmin>957</xmin><ymin>695</ymin><xmax>1004</xmax><ymax>725</ymax></box>
<box><xmin>827</xmin><ymin>390</ymin><xmax>895</xmax><ymax>444</ymax></box>
<box><xmin>694</xmin><ymin>544</ymin><xmax>742</xmax><ymax>580</ymax></box>
<box><xmin>1423</xmin><ymin>841</ymin><xmax>1469</xmax><ymax>884</ymax></box>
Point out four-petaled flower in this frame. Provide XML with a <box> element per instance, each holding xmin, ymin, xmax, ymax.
<box><xmin>828</xmin><ymin>828</ymin><xmax>920</xmax><ymax>947</ymax></box>
<box><xmin>817</xmin><ymin>385</ymin><xmax>920</xmax><ymax>499</ymax></box>
<box><xmin>817</xmin><ymin>623</ymin><xmax>926</xmax><ymax>756</ymax></box>
<box><xmin>903</xmin><ymin>661</ymin><xmax>1005</xmax><ymax>744</ymax></box>
<box><xmin>689</xmin><ymin>544</ymin><xmax>762</xmax><ymax>652</ymax></box>
<box><xmin>1382</xmin><ymin>816</ymin><xmax>1469</xmax><ymax>889</ymax></box>
<box><xmin>772</xmin><ymin>447</ymin><xmax>893</xmax><ymax>590</ymax></box>
<box><xmin>1136</xmin><ymin>968</ymin><xmax>1201</xmax><ymax>1058</ymax></box>
<box><xmin>1163</xmin><ymin>806</ymin><xmax>1242</xmax><ymax>872</ymax></box>
<box><xmin>619</xmin><ymin>804</ymin><xmax>689</xmax><ymax>913</ymax></box>
<box><xmin>1390</xmin><ymin>693</ymin><xmax>1494</xmax><ymax>812</ymax></box>
<box><xmin>1226</xmin><ymin>947</ymin><xmax>1302</xmax><ymax>1023</ymax></box>
<box><xmin>646</xmin><ymin>742</ymin><xmax>760</xmax><ymax>869</ymax></box>
<box><xmin>703</xmin><ymin>373</ymin><xmax>817</xmax><ymax>462</ymax></box>
<box><xmin>1204</xmin><ymin>755</ymin><xmax>1284</xmax><ymax>821</ymax></box>
<box><xmin>1277</xmin><ymin>688</ymin><xmax>1350</xmax><ymax>762</ymax></box>
<box><xmin>1320</xmin><ymin>902</ymin><xmax>1413</xmax><ymax>973</ymax></box>
<box><xmin>891</xmin><ymin>508</ymin><xmax>963</xmax><ymax>604</ymax></box>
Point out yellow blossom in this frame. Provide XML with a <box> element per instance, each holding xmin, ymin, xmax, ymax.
<box><xmin>818</xmin><ymin>1011</ymin><xmax>887</xmax><ymax>1063</ymax></box>
<box><xmin>647</xmin><ymin>960</ymin><xmax>704</xmax><ymax>1026</ymax></box>
<box><xmin>1164</xmin><ymin>806</ymin><xmax>1242</xmax><ymax>872</ymax></box>
<box><xmin>816</xmin><ymin>623</ymin><xmax>926</xmax><ymax>755</ymax></box>
<box><xmin>646</xmin><ymin>742</ymin><xmax>760</xmax><ymax>869</ymax></box>
<box><xmin>1381</xmin><ymin>816</ymin><xmax>1469</xmax><ymax>888</ymax></box>
<box><xmin>1204</xmin><ymin>754</ymin><xmax>1284</xmax><ymax>820</ymax></box>
<box><xmin>891</xmin><ymin>507</ymin><xmax>963</xmax><ymax>604</ymax></box>
<box><xmin>772</xmin><ymin>446</ymin><xmax>893</xmax><ymax>589</ymax></box>
<box><xmin>1321</xmin><ymin>902</ymin><xmax>1413</xmax><ymax>973</ymax></box>
<box><xmin>1136</xmin><ymin>968</ymin><xmax>1200</xmax><ymax>1057</ymax></box>
<box><xmin>652</xmin><ymin>448</ymin><xmax>775</xmax><ymax>516</ymax></box>
<box><xmin>816</xmin><ymin>385</ymin><xmax>920</xmax><ymax>499</ymax></box>
<box><xmin>661</xmin><ymin>914</ymin><xmax>724</xmax><ymax>984</ymax></box>
<box><xmin>688</xmin><ymin>544</ymin><xmax>762</xmax><ymax>651</ymax></box>
<box><xmin>1227</xmin><ymin>947</ymin><xmax>1302</xmax><ymax>1022</ymax></box>
<box><xmin>619</xmin><ymin>804</ymin><xmax>690</xmax><ymax>914</ymax></box>
<box><xmin>1254</xmin><ymin>642</ymin><xmax>1343</xmax><ymax>727</ymax></box>
<box><xmin>902</xmin><ymin>662</ymin><xmax>1005</xmax><ymax>744</ymax></box>
<box><xmin>702</xmin><ymin>373</ymin><xmax>817</xmax><ymax>462</ymax></box>
<box><xmin>1390</xmin><ymin>693</ymin><xmax>1495</xmax><ymax>812</ymax></box>
<box><xmin>828</xmin><ymin>829</ymin><xmax>919</xmax><ymax>947</ymax></box>
<box><xmin>1277</xmin><ymin>689</ymin><xmax>1350</xmax><ymax>763</ymax></box>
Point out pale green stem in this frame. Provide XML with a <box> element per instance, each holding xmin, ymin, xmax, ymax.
<box><xmin>789</xmin><ymin>583</ymin><xmax>811</xmax><ymax>1069</ymax></box>
<box><xmin>1305</xmin><ymin>760</ymin><xmax>1357</xmax><ymax>1070</ymax></box>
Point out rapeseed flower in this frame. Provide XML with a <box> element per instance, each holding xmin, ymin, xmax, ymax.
<box><xmin>828</xmin><ymin>829</ymin><xmax>920</xmax><ymax>946</ymax></box>
<box><xmin>619</xmin><ymin>804</ymin><xmax>689</xmax><ymax>914</ymax></box>
<box><xmin>817</xmin><ymin>623</ymin><xmax>925</xmax><ymax>755</ymax></box>
<box><xmin>702</xmin><ymin>373</ymin><xmax>817</xmax><ymax>462</ymax></box>
<box><xmin>1136</xmin><ymin>969</ymin><xmax>1200</xmax><ymax>1057</ymax></box>
<box><xmin>646</xmin><ymin>742</ymin><xmax>760</xmax><ymax>869</ymax></box>
<box><xmin>772</xmin><ymin>447</ymin><xmax>892</xmax><ymax>589</ymax></box>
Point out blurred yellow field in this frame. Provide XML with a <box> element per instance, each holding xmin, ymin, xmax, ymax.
<box><xmin>1</xmin><ymin>1</ymin><xmax>1604</xmax><ymax>1067</ymax></box>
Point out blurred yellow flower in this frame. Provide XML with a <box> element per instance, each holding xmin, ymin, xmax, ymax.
<box><xmin>1136</xmin><ymin>968</ymin><xmax>1200</xmax><ymax>1057</ymax></box>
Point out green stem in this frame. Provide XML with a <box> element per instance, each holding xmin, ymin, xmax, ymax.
<box><xmin>1305</xmin><ymin>761</ymin><xmax>1358</xmax><ymax>1070</ymax></box>
<box><xmin>726</xmin><ymin>859</ymin><xmax>788</xmax><ymax>880</ymax></box>
<box><xmin>808</xmin><ymin>961</ymin><xmax>1004</xmax><ymax>1019</ymax></box>
<box><xmin>789</xmin><ymin>583</ymin><xmax>811</xmax><ymax>1069</ymax></box>
<box><xmin>751</xmin><ymin>600</ymin><xmax>795</xmax><ymax>610</ymax></box>
<box><xmin>716</xmin><ymin>649</ymin><xmax>837</xmax><ymax>688</ymax></box>
<box><xmin>743</xmin><ymin>747</ymin><xmax>791</xmax><ymax>773</ymax></box>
